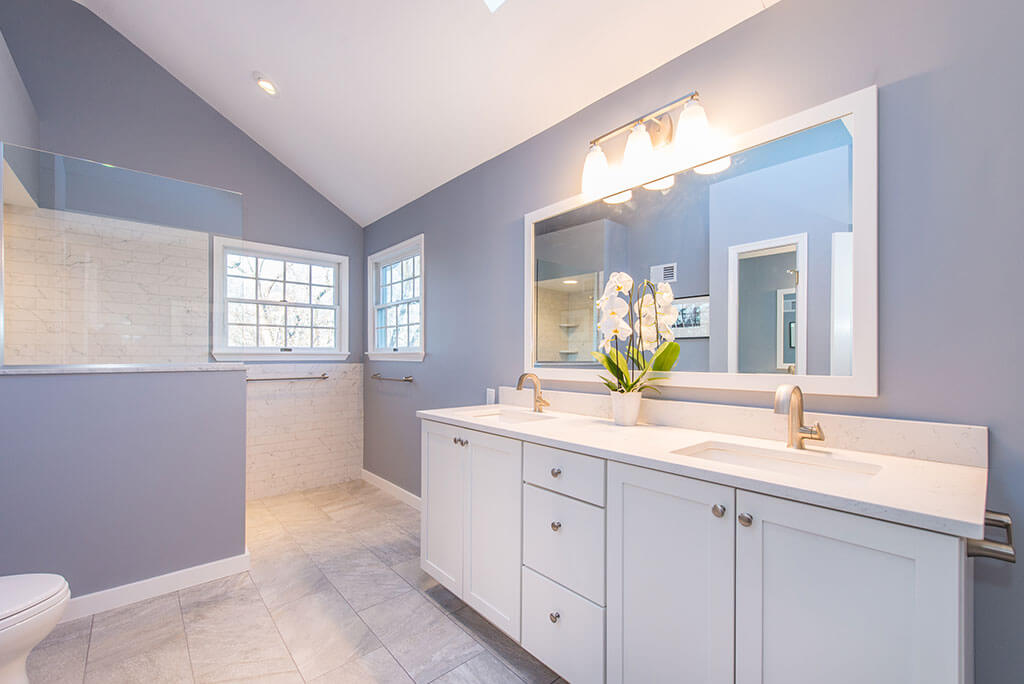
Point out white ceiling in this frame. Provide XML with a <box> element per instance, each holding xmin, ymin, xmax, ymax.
<box><xmin>74</xmin><ymin>0</ymin><xmax>771</xmax><ymax>226</ymax></box>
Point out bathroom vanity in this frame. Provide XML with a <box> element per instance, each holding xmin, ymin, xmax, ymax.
<box><xmin>417</xmin><ymin>394</ymin><xmax>993</xmax><ymax>684</ymax></box>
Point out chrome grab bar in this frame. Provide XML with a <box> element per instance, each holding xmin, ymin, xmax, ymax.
<box><xmin>371</xmin><ymin>372</ymin><xmax>414</xmax><ymax>383</ymax></box>
<box><xmin>247</xmin><ymin>372</ymin><xmax>328</xmax><ymax>382</ymax></box>
<box><xmin>967</xmin><ymin>510</ymin><xmax>1015</xmax><ymax>563</ymax></box>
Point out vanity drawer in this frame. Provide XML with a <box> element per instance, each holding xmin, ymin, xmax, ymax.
<box><xmin>522</xmin><ymin>566</ymin><xmax>604</xmax><ymax>684</ymax></box>
<box><xmin>523</xmin><ymin>484</ymin><xmax>605</xmax><ymax>604</ymax></box>
<box><xmin>523</xmin><ymin>442</ymin><xmax>605</xmax><ymax>506</ymax></box>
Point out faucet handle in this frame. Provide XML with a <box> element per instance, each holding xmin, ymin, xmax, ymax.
<box><xmin>799</xmin><ymin>421</ymin><xmax>825</xmax><ymax>442</ymax></box>
<box><xmin>538</xmin><ymin>393</ymin><xmax>551</xmax><ymax>407</ymax></box>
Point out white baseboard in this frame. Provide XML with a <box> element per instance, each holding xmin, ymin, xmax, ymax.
<box><xmin>362</xmin><ymin>469</ymin><xmax>421</xmax><ymax>510</ymax></box>
<box><xmin>61</xmin><ymin>551</ymin><xmax>251</xmax><ymax>622</ymax></box>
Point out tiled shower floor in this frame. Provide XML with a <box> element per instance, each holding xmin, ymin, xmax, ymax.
<box><xmin>28</xmin><ymin>480</ymin><xmax>561</xmax><ymax>683</ymax></box>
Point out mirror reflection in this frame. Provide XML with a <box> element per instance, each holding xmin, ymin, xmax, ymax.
<box><xmin>534</xmin><ymin>115</ymin><xmax>854</xmax><ymax>375</ymax></box>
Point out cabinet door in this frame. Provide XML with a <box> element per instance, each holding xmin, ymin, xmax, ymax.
<box><xmin>421</xmin><ymin>420</ymin><xmax>465</xmax><ymax>596</ymax></box>
<box><xmin>606</xmin><ymin>462</ymin><xmax>735</xmax><ymax>684</ymax></box>
<box><xmin>735</xmin><ymin>490</ymin><xmax>965</xmax><ymax>684</ymax></box>
<box><xmin>463</xmin><ymin>429</ymin><xmax>523</xmax><ymax>640</ymax></box>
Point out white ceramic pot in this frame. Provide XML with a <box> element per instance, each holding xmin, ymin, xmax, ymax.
<box><xmin>609</xmin><ymin>390</ymin><xmax>642</xmax><ymax>426</ymax></box>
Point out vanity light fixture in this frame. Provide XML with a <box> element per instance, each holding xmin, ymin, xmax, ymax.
<box><xmin>253</xmin><ymin>72</ymin><xmax>278</xmax><ymax>96</ymax></box>
<box><xmin>562</xmin><ymin>279</ymin><xmax>578</xmax><ymax>285</ymax></box>
<box><xmin>580</xmin><ymin>90</ymin><xmax>731</xmax><ymax>201</ymax></box>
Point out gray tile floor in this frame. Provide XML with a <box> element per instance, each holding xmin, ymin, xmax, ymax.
<box><xmin>27</xmin><ymin>480</ymin><xmax>561</xmax><ymax>684</ymax></box>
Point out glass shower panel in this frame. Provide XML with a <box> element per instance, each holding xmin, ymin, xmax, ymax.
<box><xmin>1</xmin><ymin>143</ymin><xmax>243</xmax><ymax>365</ymax></box>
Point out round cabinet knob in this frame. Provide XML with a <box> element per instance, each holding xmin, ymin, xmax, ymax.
<box><xmin>550</xmin><ymin>467</ymin><xmax>563</xmax><ymax>478</ymax></box>
<box><xmin>549</xmin><ymin>611</ymin><xmax>560</xmax><ymax>623</ymax></box>
<box><xmin>738</xmin><ymin>513</ymin><xmax>754</xmax><ymax>527</ymax></box>
<box><xmin>453</xmin><ymin>437</ymin><xmax>458</xmax><ymax>445</ymax></box>
<box><xmin>551</xmin><ymin>521</ymin><xmax>562</xmax><ymax>532</ymax></box>
<box><xmin>711</xmin><ymin>504</ymin><xmax>726</xmax><ymax>518</ymax></box>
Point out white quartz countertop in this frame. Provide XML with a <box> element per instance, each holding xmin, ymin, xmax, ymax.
<box><xmin>0</xmin><ymin>363</ymin><xmax>246</xmax><ymax>376</ymax></box>
<box><xmin>417</xmin><ymin>405</ymin><xmax>988</xmax><ymax>539</ymax></box>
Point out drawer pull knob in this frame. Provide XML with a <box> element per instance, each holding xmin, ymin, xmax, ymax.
<box><xmin>551</xmin><ymin>521</ymin><xmax>562</xmax><ymax>532</ymax></box>
<box><xmin>549</xmin><ymin>611</ymin><xmax>560</xmax><ymax>623</ymax></box>
<box><xmin>711</xmin><ymin>504</ymin><xmax>726</xmax><ymax>518</ymax></box>
<box><xmin>452</xmin><ymin>437</ymin><xmax>469</xmax><ymax>447</ymax></box>
<box><xmin>738</xmin><ymin>513</ymin><xmax>754</xmax><ymax>527</ymax></box>
<box><xmin>453</xmin><ymin>437</ymin><xmax>458</xmax><ymax>445</ymax></box>
<box><xmin>550</xmin><ymin>467</ymin><xmax>562</xmax><ymax>478</ymax></box>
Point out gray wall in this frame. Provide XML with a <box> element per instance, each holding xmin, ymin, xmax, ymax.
<box><xmin>0</xmin><ymin>30</ymin><xmax>38</xmax><ymax>148</ymax></box>
<box><xmin>0</xmin><ymin>370</ymin><xmax>246</xmax><ymax>595</ymax></box>
<box><xmin>363</xmin><ymin>0</ymin><xmax>1024</xmax><ymax>680</ymax></box>
<box><xmin>0</xmin><ymin>0</ymin><xmax>364</xmax><ymax>358</ymax></box>
<box><xmin>0</xmin><ymin>0</ymin><xmax>362</xmax><ymax>597</ymax></box>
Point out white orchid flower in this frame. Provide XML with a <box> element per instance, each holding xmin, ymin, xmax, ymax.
<box><xmin>601</xmin><ymin>295</ymin><xmax>630</xmax><ymax>320</ymax></box>
<box><xmin>655</xmin><ymin>281</ymin><xmax>675</xmax><ymax>309</ymax></box>
<box><xmin>598</xmin><ymin>314</ymin><xmax>631</xmax><ymax>352</ymax></box>
<box><xmin>604</xmin><ymin>272</ymin><xmax>634</xmax><ymax>297</ymax></box>
<box><xmin>595</xmin><ymin>294</ymin><xmax>608</xmax><ymax>310</ymax></box>
<box><xmin>634</xmin><ymin>319</ymin><xmax>660</xmax><ymax>351</ymax></box>
<box><xmin>634</xmin><ymin>293</ymin><xmax>657</xmax><ymax>322</ymax></box>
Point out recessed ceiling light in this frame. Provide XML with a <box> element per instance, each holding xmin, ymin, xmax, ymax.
<box><xmin>253</xmin><ymin>72</ymin><xmax>278</xmax><ymax>96</ymax></box>
<box><xmin>563</xmin><ymin>279</ymin><xmax>578</xmax><ymax>285</ymax></box>
<box><xmin>483</xmin><ymin>0</ymin><xmax>507</xmax><ymax>13</ymax></box>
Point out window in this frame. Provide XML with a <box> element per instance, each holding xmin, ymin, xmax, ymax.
<box><xmin>367</xmin><ymin>234</ymin><xmax>424</xmax><ymax>361</ymax></box>
<box><xmin>212</xmin><ymin>237</ymin><xmax>349</xmax><ymax>360</ymax></box>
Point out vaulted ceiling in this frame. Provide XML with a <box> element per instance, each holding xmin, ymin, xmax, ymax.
<box><xmin>74</xmin><ymin>0</ymin><xmax>773</xmax><ymax>226</ymax></box>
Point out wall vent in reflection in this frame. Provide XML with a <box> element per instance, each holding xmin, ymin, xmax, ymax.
<box><xmin>651</xmin><ymin>262</ymin><xmax>677</xmax><ymax>283</ymax></box>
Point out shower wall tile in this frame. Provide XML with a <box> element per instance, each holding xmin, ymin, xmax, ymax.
<box><xmin>2</xmin><ymin>204</ymin><xmax>209</xmax><ymax>364</ymax></box>
<box><xmin>246</xmin><ymin>362</ymin><xmax>363</xmax><ymax>498</ymax></box>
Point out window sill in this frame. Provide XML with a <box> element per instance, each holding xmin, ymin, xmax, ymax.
<box><xmin>365</xmin><ymin>351</ymin><xmax>424</xmax><ymax>362</ymax></box>
<box><xmin>212</xmin><ymin>350</ymin><xmax>350</xmax><ymax>362</ymax></box>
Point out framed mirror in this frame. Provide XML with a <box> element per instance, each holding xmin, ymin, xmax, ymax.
<box><xmin>523</xmin><ymin>86</ymin><xmax>877</xmax><ymax>396</ymax></box>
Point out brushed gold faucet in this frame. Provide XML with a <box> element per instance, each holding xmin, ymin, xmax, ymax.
<box><xmin>773</xmin><ymin>384</ymin><xmax>824</xmax><ymax>449</ymax></box>
<box><xmin>516</xmin><ymin>373</ymin><xmax>550</xmax><ymax>413</ymax></box>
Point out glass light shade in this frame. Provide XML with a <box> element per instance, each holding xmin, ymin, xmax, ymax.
<box><xmin>693</xmin><ymin>128</ymin><xmax>733</xmax><ymax>175</ymax></box>
<box><xmin>581</xmin><ymin>144</ymin><xmax>610</xmax><ymax>196</ymax></box>
<box><xmin>623</xmin><ymin>123</ymin><xmax>655</xmax><ymax>185</ymax></box>
<box><xmin>642</xmin><ymin>175</ymin><xmax>675</xmax><ymax>191</ymax></box>
<box><xmin>603</xmin><ymin>190</ymin><xmax>633</xmax><ymax>204</ymax></box>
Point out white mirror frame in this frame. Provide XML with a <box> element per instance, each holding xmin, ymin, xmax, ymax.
<box><xmin>523</xmin><ymin>85</ymin><xmax>878</xmax><ymax>397</ymax></box>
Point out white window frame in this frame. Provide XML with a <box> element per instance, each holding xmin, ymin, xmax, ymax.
<box><xmin>212</xmin><ymin>236</ymin><xmax>349</xmax><ymax>361</ymax></box>
<box><xmin>366</xmin><ymin>234</ymin><xmax>424</xmax><ymax>361</ymax></box>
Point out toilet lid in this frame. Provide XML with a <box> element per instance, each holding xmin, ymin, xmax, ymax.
<box><xmin>0</xmin><ymin>574</ymin><xmax>68</xmax><ymax>621</ymax></box>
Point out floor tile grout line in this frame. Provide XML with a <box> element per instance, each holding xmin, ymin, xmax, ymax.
<box><xmin>301</xmin><ymin>489</ymin><xmax>419</xmax><ymax>684</ymax></box>
<box><xmin>176</xmin><ymin>591</ymin><xmax>198</xmax><ymax>684</ymax></box>
<box><xmin>80</xmin><ymin>615</ymin><xmax>94</xmax><ymax>683</ymax></box>
<box><xmin>443</xmin><ymin>609</ymin><xmax>530</xmax><ymax>684</ymax></box>
<box><xmin>245</xmin><ymin>569</ymin><xmax>309</xmax><ymax>683</ymax></box>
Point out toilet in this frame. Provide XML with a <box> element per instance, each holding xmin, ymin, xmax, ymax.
<box><xmin>0</xmin><ymin>575</ymin><xmax>70</xmax><ymax>684</ymax></box>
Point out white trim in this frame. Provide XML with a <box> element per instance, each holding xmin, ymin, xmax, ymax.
<box><xmin>726</xmin><ymin>233</ymin><xmax>807</xmax><ymax>375</ymax></box>
<box><xmin>211</xmin><ymin>236</ymin><xmax>350</xmax><ymax>362</ymax></box>
<box><xmin>775</xmin><ymin>288</ymin><xmax>797</xmax><ymax>371</ymax></box>
<box><xmin>362</xmin><ymin>468</ymin><xmax>421</xmax><ymax>510</ymax></box>
<box><xmin>365</xmin><ymin>351</ymin><xmax>424</xmax><ymax>362</ymax></box>
<box><xmin>366</xmin><ymin>234</ymin><xmax>425</xmax><ymax>360</ymax></box>
<box><xmin>523</xmin><ymin>85</ymin><xmax>878</xmax><ymax>397</ymax></box>
<box><xmin>60</xmin><ymin>551</ymin><xmax>250</xmax><ymax>623</ymax></box>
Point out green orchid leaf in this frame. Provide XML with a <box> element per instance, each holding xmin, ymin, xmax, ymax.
<box><xmin>608</xmin><ymin>348</ymin><xmax>631</xmax><ymax>377</ymax></box>
<box><xmin>651</xmin><ymin>341</ymin><xmax>681</xmax><ymax>372</ymax></box>
<box><xmin>626</xmin><ymin>344</ymin><xmax>647</xmax><ymax>371</ymax></box>
<box><xmin>592</xmin><ymin>352</ymin><xmax>625</xmax><ymax>385</ymax></box>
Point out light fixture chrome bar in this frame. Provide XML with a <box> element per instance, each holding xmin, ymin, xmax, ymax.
<box><xmin>589</xmin><ymin>90</ymin><xmax>699</xmax><ymax>146</ymax></box>
<box><xmin>246</xmin><ymin>372</ymin><xmax>328</xmax><ymax>382</ymax></box>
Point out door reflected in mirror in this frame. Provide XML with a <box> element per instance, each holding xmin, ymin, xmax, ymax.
<box><xmin>533</xmin><ymin>115</ymin><xmax>854</xmax><ymax>377</ymax></box>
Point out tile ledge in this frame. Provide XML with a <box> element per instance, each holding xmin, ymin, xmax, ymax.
<box><xmin>0</xmin><ymin>363</ymin><xmax>246</xmax><ymax>376</ymax></box>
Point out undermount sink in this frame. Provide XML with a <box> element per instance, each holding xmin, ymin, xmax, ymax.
<box><xmin>471</xmin><ymin>408</ymin><xmax>556</xmax><ymax>425</ymax></box>
<box><xmin>674</xmin><ymin>441</ymin><xmax>881</xmax><ymax>480</ymax></box>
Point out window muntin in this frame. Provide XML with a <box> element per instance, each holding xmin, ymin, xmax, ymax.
<box><xmin>374</xmin><ymin>253</ymin><xmax>421</xmax><ymax>351</ymax></box>
<box><xmin>224</xmin><ymin>252</ymin><xmax>338</xmax><ymax>350</ymax></box>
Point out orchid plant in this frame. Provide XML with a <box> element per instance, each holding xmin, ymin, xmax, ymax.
<box><xmin>592</xmin><ymin>272</ymin><xmax>681</xmax><ymax>394</ymax></box>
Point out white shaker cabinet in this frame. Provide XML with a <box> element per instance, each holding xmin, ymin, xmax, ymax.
<box><xmin>734</xmin><ymin>490</ymin><xmax>968</xmax><ymax>684</ymax></box>
<box><xmin>606</xmin><ymin>461</ymin><xmax>736</xmax><ymax>684</ymax></box>
<box><xmin>420</xmin><ymin>420</ymin><xmax>523</xmax><ymax>640</ymax></box>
